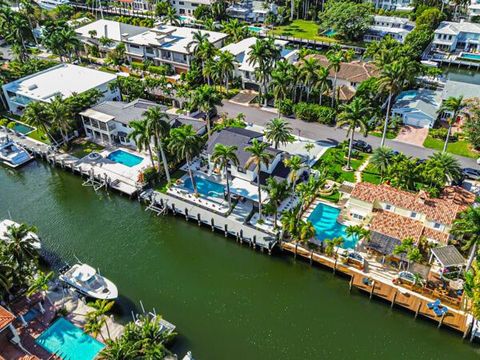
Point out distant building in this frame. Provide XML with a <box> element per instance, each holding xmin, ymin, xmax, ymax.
<box><xmin>117</xmin><ymin>0</ymin><xmax>152</xmax><ymax>11</ymax></box>
<box><xmin>220</xmin><ymin>37</ymin><xmax>298</xmax><ymax>90</ymax></box>
<box><xmin>125</xmin><ymin>25</ymin><xmax>228</xmax><ymax>74</ymax></box>
<box><xmin>170</xmin><ymin>0</ymin><xmax>216</xmax><ymax>16</ymax></box>
<box><xmin>227</xmin><ymin>1</ymin><xmax>277</xmax><ymax>23</ymax></box>
<box><xmin>364</xmin><ymin>15</ymin><xmax>415</xmax><ymax>44</ymax></box>
<box><xmin>2</xmin><ymin>64</ymin><xmax>119</xmax><ymax>114</ymax></box>
<box><xmin>364</xmin><ymin>0</ymin><xmax>413</xmax><ymax>11</ymax></box>
<box><xmin>468</xmin><ymin>0</ymin><xmax>480</xmax><ymax>20</ymax></box>
<box><xmin>433</xmin><ymin>20</ymin><xmax>480</xmax><ymax>53</ymax></box>
<box><xmin>392</xmin><ymin>89</ymin><xmax>443</xmax><ymax>128</ymax></box>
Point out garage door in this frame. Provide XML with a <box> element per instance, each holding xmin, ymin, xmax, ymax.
<box><xmin>404</xmin><ymin>116</ymin><xmax>430</xmax><ymax>128</ymax></box>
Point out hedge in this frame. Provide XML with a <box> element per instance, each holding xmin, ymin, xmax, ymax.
<box><xmin>293</xmin><ymin>102</ymin><xmax>336</xmax><ymax>124</ymax></box>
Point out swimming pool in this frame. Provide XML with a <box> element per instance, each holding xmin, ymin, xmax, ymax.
<box><xmin>184</xmin><ymin>176</ymin><xmax>225</xmax><ymax>198</ymax></box>
<box><xmin>307</xmin><ymin>202</ymin><xmax>357</xmax><ymax>249</ymax></box>
<box><xmin>459</xmin><ymin>52</ymin><xmax>480</xmax><ymax>61</ymax></box>
<box><xmin>36</xmin><ymin>318</ymin><xmax>105</xmax><ymax>360</ymax></box>
<box><xmin>13</xmin><ymin>122</ymin><xmax>34</xmax><ymax>135</ymax></box>
<box><xmin>248</xmin><ymin>26</ymin><xmax>263</xmax><ymax>33</ymax></box>
<box><xmin>324</xmin><ymin>29</ymin><xmax>336</xmax><ymax>37</ymax></box>
<box><xmin>107</xmin><ymin>150</ymin><xmax>143</xmax><ymax>167</ymax></box>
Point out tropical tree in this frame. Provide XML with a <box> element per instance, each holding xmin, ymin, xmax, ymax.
<box><xmin>4</xmin><ymin>223</ymin><xmax>39</xmax><ymax>264</ymax></box>
<box><xmin>245</xmin><ymin>139</ymin><xmax>273</xmax><ymax>219</ymax></box>
<box><xmin>216</xmin><ymin>50</ymin><xmax>235</xmax><ymax>90</ymax></box>
<box><xmin>452</xmin><ymin>206</ymin><xmax>480</xmax><ymax>271</ymax></box>
<box><xmin>211</xmin><ymin>144</ymin><xmax>239</xmax><ymax>209</ymax></box>
<box><xmin>300</xmin><ymin>56</ymin><xmax>320</xmax><ymax>102</ymax></box>
<box><xmin>393</xmin><ymin>237</ymin><xmax>422</xmax><ymax>270</ymax></box>
<box><xmin>422</xmin><ymin>152</ymin><xmax>461</xmax><ymax>188</ymax></box>
<box><xmin>264</xmin><ymin>178</ymin><xmax>289</xmax><ymax>230</ymax></box>
<box><xmin>144</xmin><ymin>107</ymin><xmax>171</xmax><ymax>181</ymax></box>
<box><xmin>293</xmin><ymin>219</ymin><xmax>316</xmax><ymax>257</ymax></box>
<box><xmin>315</xmin><ymin>66</ymin><xmax>330</xmax><ymax>106</ymax></box>
<box><xmin>163</xmin><ymin>6</ymin><xmax>180</xmax><ymax>25</ymax></box>
<box><xmin>45</xmin><ymin>95</ymin><xmax>73</xmax><ymax>145</ymax></box>
<box><xmin>324</xmin><ymin>237</ymin><xmax>344</xmax><ymax>257</ymax></box>
<box><xmin>283</xmin><ymin>155</ymin><xmax>303</xmax><ymax>189</ymax></box>
<box><xmin>370</xmin><ymin>146</ymin><xmax>394</xmax><ymax>179</ymax></box>
<box><xmin>27</xmin><ymin>271</ymin><xmax>53</xmax><ymax>298</ymax></box>
<box><xmin>346</xmin><ymin>225</ymin><xmax>370</xmax><ymax>243</ymax></box>
<box><xmin>85</xmin><ymin>315</ymin><xmax>107</xmax><ymax>342</ymax></box>
<box><xmin>438</xmin><ymin>96</ymin><xmax>466</xmax><ymax>152</ymax></box>
<box><xmin>88</xmin><ymin>299</ymin><xmax>115</xmax><ymax>340</ymax></box>
<box><xmin>127</xmin><ymin>119</ymin><xmax>156</xmax><ymax>168</ymax></box>
<box><xmin>326</xmin><ymin>50</ymin><xmax>343</xmax><ymax>107</ymax></box>
<box><xmin>221</xmin><ymin>19</ymin><xmax>248</xmax><ymax>43</ymax></box>
<box><xmin>189</xmin><ymin>84</ymin><xmax>222</xmax><ymax>138</ymax></box>
<box><xmin>168</xmin><ymin>125</ymin><xmax>203</xmax><ymax>195</ymax></box>
<box><xmin>336</xmin><ymin>98</ymin><xmax>370</xmax><ymax>170</ymax></box>
<box><xmin>22</xmin><ymin>101</ymin><xmax>55</xmax><ymax>144</ymax></box>
<box><xmin>264</xmin><ymin>118</ymin><xmax>293</xmax><ymax>149</ymax></box>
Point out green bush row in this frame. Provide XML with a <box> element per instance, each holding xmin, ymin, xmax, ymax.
<box><xmin>276</xmin><ymin>99</ymin><xmax>336</xmax><ymax>125</ymax></box>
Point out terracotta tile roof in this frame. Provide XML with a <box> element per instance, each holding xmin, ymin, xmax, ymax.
<box><xmin>351</xmin><ymin>183</ymin><xmax>475</xmax><ymax>225</ymax></box>
<box><xmin>0</xmin><ymin>305</ymin><xmax>14</xmax><ymax>331</ymax></box>
<box><xmin>422</xmin><ymin>227</ymin><xmax>449</xmax><ymax>243</ymax></box>
<box><xmin>370</xmin><ymin>210</ymin><xmax>424</xmax><ymax>241</ymax></box>
<box><xmin>302</xmin><ymin>54</ymin><xmax>379</xmax><ymax>83</ymax></box>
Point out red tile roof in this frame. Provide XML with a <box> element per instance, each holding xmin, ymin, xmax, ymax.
<box><xmin>351</xmin><ymin>183</ymin><xmax>475</xmax><ymax>225</ymax></box>
<box><xmin>0</xmin><ymin>306</ymin><xmax>14</xmax><ymax>331</ymax></box>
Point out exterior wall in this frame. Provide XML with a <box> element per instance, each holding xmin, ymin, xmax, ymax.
<box><xmin>345</xmin><ymin>198</ymin><xmax>374</xmax><ymax>222</ymax></box>
<box><xmin>392</xmin><ymin>109</ymin><xmax>434</xmax><ymax>128</ymax></box>
<box><xmin>171</xmin><ymin>0</ymin><xmax>213</xmax><ymax>16</ymax></box>
<box><xmin>82</xmin><ymin>116</ymin><xmax>136</xmax><ymax>148</ymax></box>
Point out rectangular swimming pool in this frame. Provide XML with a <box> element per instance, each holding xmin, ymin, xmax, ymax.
<box><xmin>248</xmin><ymin>26</ymin><xmax>263</xmax><ymax>33</ymax></box>
<box><xmin>183</xmin><ymin>176</ymin><xmax>225</xmax><ymax>198</ymax></box>
<box><xmin>107</xmin><ymin>150</ymin><xmax>143</xmax><ymax>167</ymax></box>
<box><xmin>459</xmin><ymin>52</ymin><xmax>480</xmax><ymax>61</ymax></box>
<box><xmin>35</xmin><ymin>318</ymin><xmax>105</xmax><ymax>360</ymax></box>
<box><xmin>307</xmin><ymin>202</ymin><xmax>357</xmax><ymax>249</ymax></box>
<box><xmin>13</xmin><ymin>122</ymin><xmax>34</xmax><ymax>135</ymax></box>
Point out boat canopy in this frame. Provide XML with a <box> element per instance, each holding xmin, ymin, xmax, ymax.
<box><xmin>73</xmin><ymin>264</ymin><xmax>96</xmax><ymax>282</ymax></box>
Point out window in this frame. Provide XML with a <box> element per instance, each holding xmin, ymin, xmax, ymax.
<box><xmin>433</xmin><ymin>222</ymin><xmax>441</xmax><ymax>229</ymax></box>
<box><xmin>130</xmin><ymin>44</ymin><xmax>140</xmax><ymax>49</ymax></box>
<box><xmin>352</xmin><ymin>213</ymin><xmax>364</xmax><ymax>220</ymax></box>
<box><xmin>384</xmin><ymin>204</ymin><xmax>392</xmax><ymax>211</ymax></box>
<box><xmin>410</xmin><ymin>211</ymin><xmax>417</xmax><ymax>218</ymax></box>
<box><xmin>179</xmin><ymin>1</ymin><xmax>184</xmax><ymax>4</ymax></box>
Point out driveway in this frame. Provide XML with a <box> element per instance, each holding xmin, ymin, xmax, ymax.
<box><xmin>229</xmin><ymin>90</ymin><xmax>258</xmax><ymax>105</ymax></box>
<box><xmin>394</xmin><ymin>125</ymin><xmax>429</xmax><ymax>147</ymax></box>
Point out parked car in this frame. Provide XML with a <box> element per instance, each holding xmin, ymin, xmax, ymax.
<box><xmin>462</xmin><ymin>168</ymin><xmax>480</xmax><ymax>180</ymax></box>
<box><xmin>352</xmin><ymin>140</ymin><xmax>372</xmax><ymax>153</ymax></box>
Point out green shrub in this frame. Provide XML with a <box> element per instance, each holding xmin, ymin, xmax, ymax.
<box><xmin>430</xmin><ymin>128</ymin><xmax>458</xmax><ymax>142</ymax></box>
<box><xmin>293</xmin><ymin>102</ymin><xmax>335</xmax><ymax>124</ymax></box>
<box><xmin>143</xmin><ymin>166</ymin><xmax>158</xmax><ymax>184</ymax></box>
<box><xmin>147</xmin><ymin>65</ymin><xmax>168</xmax><ymax>75</ymax></box>
<box><xmin>131</xmin><ymin>62</ymin><xmax>145</xmax><ymax>71</ymax></box>
<box><xmin>6</xmin><ymin>121</ymin><xmax>15</xmax><ymax>129</ymax></box>
<box><xmin>276</xmin><ymin>99</ymin><xmax>294</xmax><ymax>116</ymax></box>
<box><xmin>0</xmin><ymin>118</ymin><xmax>8</xmax><ymax>127</ymax></box>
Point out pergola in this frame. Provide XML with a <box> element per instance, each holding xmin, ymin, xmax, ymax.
<box><xmin>429</xmin><ymin>245</ymin><xmax>466</xmax><ymax>270</ymax></box>
<box><xmin>365</xmin><ymin>231</ymin><xmax>408</xmax><ymax>265</ymax></box>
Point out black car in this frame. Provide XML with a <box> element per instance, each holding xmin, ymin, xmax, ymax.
<box><xmin>462</xmin><ymin>168</ymin><xmax>480</xmax><ymax>180</ymax></box>
<box><xmin>352</xmin><ymin>140</ymin><xmax>372</xmax><ymax>153</ymax></box>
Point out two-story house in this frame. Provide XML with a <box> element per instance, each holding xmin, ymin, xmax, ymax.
<box><xmin>220</xmin><ymin>37</ymin><xmax>298</xmax><ymax>90</ymax></box>
<box><xmin>364</xmin><ymin>15</ymin><xmax>415</xmax><ymax>44</ymax></box>
<box><xmin>345</xmin><ymin>182</ymin><xmax>475</xmax><ymax>245</ymax></box>
<box><xmin>125</xmin><ymin>25</ymin><xmax>228</xmax><ymax>74</ymax></box>
<box><xmin>433</xmin><ymin>20</ymin><xmax>480</xmax><ymax>53</ymax></box>
<box><xmin>364</xmin><ymin>0</ymin><xmax>413</xmax><ymax>11</ymax></box>
<box><xmin>227</xmin><ymin>1</ymin><xmax>277</xmax><ymax>23</ymax></box>
<box><xmin>170</xmin><ymin>0</ymin><xmax>216</xmax><ymax>16</ymax></box>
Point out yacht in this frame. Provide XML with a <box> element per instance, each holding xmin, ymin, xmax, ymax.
<box><xmin>0</xmin><ymin>136</ymin><xmax>32</xmax><ymax>168</ymax></box>
<box><xmin>33</xmin><ymin>0</ymin><xmax>70</xmax><ymax>10</ymax></box>
<box><xmin>0</xmin><ymin>219</ymin><xmax>41</xmax><ymax>249</ymax></box>
<box><xmin>59</xmin><ymin>263</ymin><xmax>118</xmax><ymax>300</ymax></box>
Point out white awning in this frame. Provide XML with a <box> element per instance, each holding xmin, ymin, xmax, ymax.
<box><xmin>79</xmin><ymin>108</ymin><xmax>115</xmax><ymax>123</ymax></box>
<box><xmin>230</xmin><ymin>177</ymin><xmax>269</xmax><ymax>203</ymax></box>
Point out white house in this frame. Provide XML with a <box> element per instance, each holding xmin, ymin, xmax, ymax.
<box><xmin>227</xmin><ymin>1</ymin><xmax>277</xmax><ymax>23</ymax></box>
<box><xmin>392</xmin><ymin>89</ymin><xmax>443</xmax><ymax>128</ymax></box>
<box><xmin>171</xmin><ymin>0</ymin><xmax>216</xmax><ymax>16</ymax></box>
<box><xmin>2</xmin><ymin>64</ymin><xmax>119</xmax><ymax>114</ymax></box>
<box><xmin>125</xmin><ymin>25</ymin><xmax>228</xmax><ymax>74</ymax></box>
<box><xmin>364</xmin><ymin>0</ymin><xmax>413</xmax><ymax>11</ymax></box>
<box><xmin>469</xmin><ymin>0</ymin><xmax>480</xmax><ymax>20</ymax></box>
<box><xmin>364</xmin><ymin>15</ymin><xmax>415</xmax><ymax>44</ymax></box>
<box><xmin>433</xmin><ymin>20</ymin><xmax>480</xmax><ymax>53</ymax></box>
<box><xmin>220</xmin><ymin>37</ymin><xmax>298</xmax><ymax>90</ymax></box>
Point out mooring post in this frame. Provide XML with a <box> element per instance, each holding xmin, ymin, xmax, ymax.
<box><xmin>438</xmin><ymin>310</ymin><xmax>446</xmax><ymax>328</ymax></box>
<box><xmin>211</xmin><ymin>218</ymin><xmax>214</xmax><ymax>231</ymax></box>
<box><xmin>369</xmin><ymin>281</ymin><xmax>375</xmax><ymax>299</ymax></box>
<box><xmin>185</xmin><ymin>208</ymin><xmax>188</xmax><ymax>221</ymax></box>
<box><xmin>349</xmin><ymin>275</ymin><xmax>353</xmax><ymax>292</ymax></box>
<box><xmin>252</xmin><ymin>235</ymin><xmax>256</xmax><ymax>250</ymax></box>
<box><xmin>391</xmin><ymin>289</ymin><xmax>397</xmax><ymax>308</ymax></box>
<box><xmin>197</xmin><ymin>213</ymin><xmax>201</xmax><ymax>226</ymax></box>
<box><xmin>309</xmin><ymin>251</ymin><xmax>313</xmax><ymax>265</ymax></box>
<box><xmin>414</xmin><ymin>301</ymin><xmax>422</xmax><ymax>319</ymax></box>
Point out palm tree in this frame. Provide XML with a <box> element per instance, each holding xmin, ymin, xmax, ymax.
<box><xmin>324</xmin><ymin>237</ymin><xmax>344</xmax><ymax>257</ymax></box>
<box><xmin>27</xmin><ymin>271</ymin><xmax>53</xmax><ymax>298</ymax></box>
<box><xmin>217</xmin><ymin>50</ymin><xmax>235</xmax><ymax>90</ymax></box>
<box><xmin>326</xmin><ymin>51</ymin><xmax>343</xmax><ymax>107</ymax></box>
<box><xmin>127</xmin><ymin>119</ymin><xmax>156</xmax><ymax>169</ymax></box>
<box><xmin>88</xmin><ymin>299</ymin><xmax>115</xmax><ymax>340</ymax></box>
<box><xmin>283</xmin><ymin>155</ymin><xmax>303</xmax><ymax>189</ymax></box>
<box><xmin>22</xmin><ymin>101</ymin><xmax>54</xmax><ymax>144</ymax></box>
<box><xmin>189</xmin><ymin>85</ymin><xmax>222</xmax><ymax>138</ymax></box>
<box><xmin>393</xmin><ymin>237</ymin><xmax>421</xmax><ymax>271</ymax></box>
<box><xmin>0</xmin><ymin>263</ymin><xmax>13</xmax><ymax>298</ymax></box>
<box><xmin>264</xmin><ymin>118</ymin><xmax>293</xmax><ymax>149</ymax></box>
<box><xmin>163</xmin><ymin>6</ymin><xmax>179</xmax><ymax>25</ymax></box>
<box><xmin>336</xmin><ymin>98</ymin><xmax>370</xmax><ymax>170</ymax></box>
<box><xmin>211</xmin><ymin>144</ymin><xmax>239</xmax><ymax>209</ymax></box>
<box><xmin>221</xmin><ymin>19</ymin><xmax>248</xmax><ymax>43</ymax></box>
<box><xmin>168</xmin><ymin>125</ymin><xmax>203</xmax><ymax>195</ymax></box>
<box><xmin>99</xmin><ymin>339</ymin><xmax>138</xmax><ymax>359</ymax></box>
<box><xmin>281</xmin><ymin>208</ymin><xmax>300</xmax><ymax>240</ymax></box>
<box><xmin>4</xmin><ymin>223</ymin><xmax>39</xmax><ymax>264</ymax></box>
<box><xmin>245</xmin><ymin>139</ymin><xmax>273</xmax><ymax>219</ymax></box>
<box><xmin>144</xmin><ymin>107</ymin><xmax>171</xmax><ymax>182</ymax></box>
<box><xmin>315</xmin><ymin>66</ymin><xmax>330</xmax><ymax>106</ymax></box>
<box><xmin>378</xmin><ymin>62</ymin><xmax>404</xmax><ymax>147</ymax></box>
<box><xmin>265</xmin><ymin>178</ymin><xmax>289</xmax><ymax>230</ymax></box>
<box><xmin>452</xmin><ymin>206</ymin><xmax>480</xmax><ymax>271</ymax></box>
<box><xmin>45</xmin><ymin>95</ymin><xmax>73</xmax><ymax>145</ymax></box>
<box><xmin>424</xmin><ymin>152</ymin><xmax>462</xmax><ymax>186</ymax></box>
<box><xmin>346</xmin><ymin>225</ymin><xmax>370</xmax><ymax>244</ymax></box>
<box><xmin>370</xmin><ymin>146</ymin><xmax>394</xmax><ymax>179</ymax></box>
<box><xmin>85</xmin><ymin>315</ymin><xmax>106</xmax><ymax>342</ymax></box>
<box><xmin>300</xmin><ymin>57</ymin><xmax>320</xmax><ymax>102</ymax></box>
<box><xmin>438</xmin><ymin>96</ymin><xmax>466</xmax><ymax>152</ymax></box>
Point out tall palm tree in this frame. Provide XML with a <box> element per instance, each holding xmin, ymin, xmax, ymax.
<box><xmin>217</xmin><ymin>50</ymin><xmax>235</xmax><ymax>90</ymax></box>
<box><xmin>163</xmin><ymin>6</ymin><xmax>179</xmax><ymax>25</ymax></box>
<box><xmin>27</xmin><ymin>271</ymin><xmax>53</xmax><ymax>298</ymax></box>
<box><xmin>144</xmin><ymin>107</ymin><xmax>171</xmax><ymax>182</ymax></box>
<box><xmin>211</xmin><ymin>144</ymin><xmax>239</xmax><ymax>209</ymax></box>
<box><xmin>326</xmin><ymin>51</ymin><xmax>343</xmax><ymax>107</ymax></box>
<box><xmin>452</xmin><ymin>206</ymin><xmax>480</xmax><ymax>271</ymax></box>
<box><xmin>264</xmin><ymin>118</ymin><xmax>293</xmax><ymax>149</ymax></box>
<box><xmin>245</xmin><ymin>139</ymin><xmax>273</xmax><ymax>219</ymax></box>
<box><xmin>378</xmin><ymin>62</ymin><xmax>404</xmax><ymax>147</ymax></box>
<box><xmin>4</xmin><ymin>223</ymin><xmax>39</xmax><ymax>264</ymax></box>
<box><xmin>424</xmin><ymin>152</ymin><xmax>462</xmax><ymax>186</ymax></box>
<box><xmin>221</xmin><ymin>19</ymin><xmax>248</xmax><ymax>43</ymax></box>
<box><xmin>46</xmin><ymin>95</ymin><xmax>73</xmax><ymax>145</ymax></box>
<box><xmin>336</xmin><ymin>98</ymin><xmax>370</xmax><ymax>170</ymax></box>
<box><xmin>264</xmin><ymin>178</ymin><xmax>289</xmax><ymax>230</ymax></box>
<box><xmin>190</xmin><ymin>85</ymin><xmax>222</xmax><ymax>138</ymax></box>
<box><xmin>85</xmin><ymin>315</ymin><xmax>106</xmax><ymax>342</ymax></box>
<box><xmin>324</xmin><ymin>237</ymin><xmax>344</xmax><ymax>257</ymax></box>
<box><xmin>127</xmin><ymin>119</ymin><xmax>156</xmax><ymax>169</ymax></box>
<box><xmin>438</xmin><ymin>96</ymin><xmax>466</xmax><ymax>153</ymax></box>
<box><xmin>88</xmin><ymin>299</ymin><xmax>115</xmax><ymax>340</ymax></box>
<box><xmin>315</xmin><ymin>66</ymin><xmax>330</xmax><ymax>106</ymax></box>
<box><xmin>300</xmin><ymin>57</ymin><xmax>320</xmax><ymax>102</ymax></box>
<box><xmin>22</xmin><ymin>101</ymin><xmax>54</xmax><ymax>144</ymax></box>
<box><xmin>168</xmin><ymin>125</ymin><xmax>203</xmax><ymax>195</ymax></box>
<box><xmin>283</xmin><ymin>155</ymin><xmax>303</xmax><ymax>189</ymax></box>
<box><xmin>370</xmin><ymin>146</ymin><xmax>394</xmax><ymax>179</ymax></box>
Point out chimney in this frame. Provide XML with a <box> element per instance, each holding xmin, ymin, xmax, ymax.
<box><xmin>104</xmin><ymin>24</ymin><xmax>108</xmax><ymax>39</ymax></box>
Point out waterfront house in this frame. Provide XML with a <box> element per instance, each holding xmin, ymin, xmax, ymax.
<box><xmin>364</xmin><ymin>15</ymin><xmax>415</xmax><ymax>44</ymax></box>
<box><xmin>364</xmin><ymin>0</ymin><xmax>413</xmax><ymax>11</ymax></box>
<box><xmin>345</xmin><ymin>182</ymin><xmax>475</xmax><ymax>244</ymax></box>
<box><xmin>227</xmin><ymin>1</ymin><xmax>277</xmax><ymax>23</ymax></box>
<box><xmin>80</xmin><ymin>99</ymin><xmax>205</xmax><ymax>148</ymax></box>
<box><xmin>220</xmin><ymin>37</ymin><xmax>298</xmax><ymax>90</ymax></box>
<box><xmin>0</xmin><ymin>305</ymin><xmax>21</xmax><ymax>354</ymax></box>
<box><xmin>391</xmin><ymin>88</ymin><xmax>443</xmax><ymax>128</ymax></box>
<box><xmin>171</xmin><ymin>0</ymin><xmax>216</xmax><ymax>16</ymax></box>
<box><xmin>299</xmin><ymin>55</ymin><xmax>379</xmax><ymax>101</ymax></box>
<box><xmin>432</xmin><ymin>20</ymin><xmax>480</xmax><ymax>53</ymax></box>
<box><xmin>117</xmin><ymin>0</ymin><xmax>152</xmax><ymax>11</ymax></box>
<box><xmin>125</xmin><ymin>25</ymin><xmax>228</xmax><ymax>74</ymax></box>
<box><xmin>469</xmin><ymin>0</ymin><xmax>480</xmax><ymax>20</ymax></box>
<box><xmin>75</xmin><ymin>19</ymin><xmax>148</xmax><ymax>58</ymax></box>
<box><xmin>1</xmin><ymin>64</ymin><xmax>120</xmax><ymax>114</ymax></box>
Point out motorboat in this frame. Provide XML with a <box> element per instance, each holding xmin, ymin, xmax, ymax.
<box><xmin>59</xmin><ymin>263</ymin><xmax>118</xmax><ymax>300</ymax></box>
<box><xmin>0</xmin><ymin>219</ymin><xmax>41</xmax><ymax>250</ymax></box>
<box><xmin>33</xmin><ymin>0</ymin><xmax>70</xmax><ymax>10</ymax></box>
<box><xmin>0</xmin><ymin>136</ymin><xmax>32</xmax><ymax>168</ymax></box>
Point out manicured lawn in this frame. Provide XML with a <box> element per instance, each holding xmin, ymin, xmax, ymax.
<box><xmin>361</xmin><ymin>163</ymin><xmax>382</xmax><ymax>185</ymax></box>
<box><xmin>154</xmin><ymin>169</ymin><xmax>187</xmax><ymax>193</ymax></box>
<box><xmin>319</xmin><ymin>190</ymin><xmax>340</xmax><ymax>203</ymax></box>
<box><xmin>423</xmin><ymin>136</ymin><xmax>479</xmax><ymax>159</ymax></box>
<box><xmin>70</xmin><ymin>140</ymin><xmax>105</xmax><ymax>159</ymax></box>
<box><xmin>269</xmin><ymin>20</ymin><xmax>336</xmax><ymax>43</ymax></box>
<box><xmin>27</xmin><ymin>129</ymin><xmax>50</xmax><ymax>144</ymax></box>
<box><xmin>314</xmin><ymin>147</ymin><xmax>368</xmax><ymax>183</ymax></box>
<box><xmin>370</xmin><ymin>131</ymin><xmax>397</xmax><ymax>140</ymax></box>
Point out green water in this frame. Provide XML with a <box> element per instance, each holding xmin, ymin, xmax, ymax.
<box><xmin>1</xmin><ymin>162</ymin><xmax>479</xmax><ymax>359</ymax></box>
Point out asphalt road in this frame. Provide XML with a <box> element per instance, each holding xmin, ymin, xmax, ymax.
<box><xmin>219</xmin><ymin>101</ymin><xmax>480</xmax><ymax>170</ymax></box>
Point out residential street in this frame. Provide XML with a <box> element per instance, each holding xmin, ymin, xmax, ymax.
<box><xmin>219</xmin><ymin>101</ymin><xmax>480</xmax><ymax>169</ymax></box>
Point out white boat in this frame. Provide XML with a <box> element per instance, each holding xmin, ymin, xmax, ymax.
<box><xmin>59</xmin><ymin>263</ymin><xmax>118</xmax><ymax>300</ymax></box>
<box><xmin>33</xmin><ymin>0</ymin><xmax>70</xmax><ymax>10</ymax></box>
<box><xmin>0</xmin><ymin>219</ymin><xmax>41</xmax><ymax>249</ymax></box>
<box><xmin>0</xmin><ymin>136</ymin><xmax>32</xmax><ymax>168</ymax></box>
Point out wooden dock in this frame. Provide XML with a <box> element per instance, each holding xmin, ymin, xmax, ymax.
<box><xmin>281</xmin><ymin>242</ymin><xmax>472</xmax><ymax>336</ymax></box>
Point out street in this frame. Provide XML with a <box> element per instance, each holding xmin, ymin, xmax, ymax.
<box><xmin>219</xmin><ymin>101</ymin><xmax>480</xmax><ymax>169</ymax></box>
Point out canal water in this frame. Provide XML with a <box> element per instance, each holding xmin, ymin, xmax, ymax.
<box><xmin>1</xmin><ymin>161</ymin><xmax>479</xmax><ymax>360</ymax></box>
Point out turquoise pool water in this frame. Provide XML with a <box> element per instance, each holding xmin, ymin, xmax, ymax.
<box><xmin>35</xmin><ymin>318</ymin><xmax>105</xmax><ymax>360</ymax></box>
<box><xmin>460</xmin><ymin>53</ymin><xmax>480</xmax><ymax>61</ymax></box>
<box><xmin>107</xmin><ymin>150</ymin><xmax>143</xmax><ymax>167</ymax></box>
<box><xmin>184</xmin><ymin>176</ymin><xmax>225</xmax><ymax>198</ymax></box>
<box><xmin>324</xmin><ymin>29</ymin><xmax>336</xmax><ymax>37</ymax></box>
<box><xmin>13</xmin><ymin>122</ymin><xmax>34</xmax><ymax>135</ymax></box>
<box><xmin>307</xmin><ymin>202</ymin><xmax>357</xmax><ymax>249</ymax></box>
<box><xmin>248</xmin><ymin>26</ymin><xmax>263</xmax><ymax>33</ymax></box>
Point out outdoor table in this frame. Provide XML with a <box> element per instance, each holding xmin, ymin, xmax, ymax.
<box><xmin>449</xmin><ymin>279</ymin><xmax>464</xmax><ymax>291</ymax></box>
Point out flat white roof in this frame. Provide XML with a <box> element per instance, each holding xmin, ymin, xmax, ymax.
<box><xmin>3</xmin><ymin>64</ymin><xmax>117</xmax><ymax>102</ymax></box>
<box><xmin>76</xmin><ymin>19</ymin><xmax>148</xmax><ymax>42</ymax></box>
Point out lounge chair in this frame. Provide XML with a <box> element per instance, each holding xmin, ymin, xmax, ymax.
<box><xmin>433</xmin><ymin>306</ymin><xmax>448</xmax><ymax>317</ymax></box>
<box><xmin>427</xmin><ymin>299</ymin><xmax>441</xmax><ymax>309</ymax></box>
